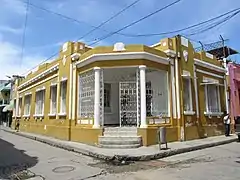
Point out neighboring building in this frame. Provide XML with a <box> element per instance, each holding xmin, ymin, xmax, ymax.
<box><xmin>12</xmin><ymin>35</ymin><xmax>228</xmax><ymax>147</ymax></box>
<box><xmin>228</xmin><ymin>63</ymin><xmax>240</xmax><ymax>121</ymax></box>
<box><xmin>0</xmin><ymin>80</ymin><xmax>11</xmax><ymax>126</ymax></box>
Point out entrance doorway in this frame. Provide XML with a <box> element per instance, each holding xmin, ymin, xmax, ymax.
<box><xmin>119</xmin><ymin>82</ymin><xmax>137</xmax><ymax>126</ymax></box>
<box><xmin>102</xmin><ymin>67</ymin><xmax>138</xmax><ymax>127</ymax></box>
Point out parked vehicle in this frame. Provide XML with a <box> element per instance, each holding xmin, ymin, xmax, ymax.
<box><xmin>235</xmin><ymin>116</ymin><xmax>240</xmax><ymax>141</ymax></box>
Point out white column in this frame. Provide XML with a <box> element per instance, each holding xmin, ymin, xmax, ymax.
<box><xmin>175</xmin><ymin>58</ymin><xmax>181</xmax><ymax>119</ymax></box>
<box><xmin>170</xmin><ymin>60</ymin><xmax>177</xmax><ymax>119</ymax></box>
<box><xmin>139</xmin><ymin>65</ymin><xmax>147</xmax><ymax>128</ymax></box>
<box><xmin>224</xmin><ymin>76</ymin><xmax>229</xmax><ymax>114</ymax></box>
<box><xmin>93</xmin><ymin>67</ymin><xmax>101</xmax><ymax>128</ymax></box>
<box><xmin>193</xmin><ymin>65</ymin><xmax>199</xmax><ymax>118</ymax></box>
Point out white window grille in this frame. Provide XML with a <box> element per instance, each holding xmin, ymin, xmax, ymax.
<box><xmin>18</xmin><ymin>98</ymin><xmax>22</xmax><ymax>116</ymax></box>
<box><xmin>205</xmin><ymin>84</ymin><xmax>221</xmax><ymax>113</ymax></box>
<box><xmin>60</xmin><ymin>81</ymin><xmax>67</xmax><ymax>114</ymax></box>
<box><xmin>50</xmin><ymin>85</ymin><xmax>57</xmax><ymax>114</ymax></box>
<box><xmin>35</xmin><ymin>90</ymin><xmax>45</xmax><ymax>115</ymax></box>
<box><xmin>24</xmin><ymin>95</ymin><xmax>31</xmax><ymax>116</ymax></box>
<box><xmin>146</xmin><ymin>69</ymin><xmax>169</xmax><ymax>117</ymax></box>
<box><xmin>183</xmin><ymin>78</ymin><xmax>193</xmax><ymax>111</ymax></box>
<box><xmin>78</xmin><ymin>70</ymin><xmax>95</xmax><ymax>118</ymax></box>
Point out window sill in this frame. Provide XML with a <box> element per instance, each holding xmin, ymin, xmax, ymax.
<box><xmin>23</xmin><ymin>115</ymin><xmax>30</xmax><ymax>118</ymax></box>
<box><xmin>204</xmin><ymin>112</ymin><xmax>223</xmax><ymax>116</ymax></box>
<box><xmin>48</xmin><ymin>113</ymin><xmax>56</xmax><ymax>117</ymax></box>
<box><xmin>184</xmin><ymin>111</ymin><xmax>195</xmax><ymax>115</ymax></box>
<box><xmin>58</xmin><ymin>112</ymin><xmax>67</xmax><ymax>116</ymax></box>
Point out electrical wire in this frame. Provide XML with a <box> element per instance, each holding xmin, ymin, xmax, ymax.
<box><xmin>22</xmin><ymin>0</ymin><xmax>140</xmax><ymax>37</ymax></box>
<box><xmin>185</xmin><ymin>10</ymin><xmax>240</xmax><ymax>36</ymax></box>
<box><xmin>20</xmin><ymin>0</ymin><xmax>30</xmax><ymax>68</ymax></box>
<box><xmin>121</xmin><ymin>8</ymin><xmax>240</xmax><ymax>37</ymax></box>
<box><xmin>21</xmin><ymin>0</ymin><xmax>141</xmax><ymax>75</ymax></box>
<box><xmin>89</xmin><ymin>0</ymin><xmax>181</xmax><ymax>46</ymax></box>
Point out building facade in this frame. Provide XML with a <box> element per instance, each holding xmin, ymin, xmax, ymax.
<box><xmin>12</xmin><ymin>35</ymin><xmax>228</xmax><ymax>147</ymax></box>
<box><xmin>0</xmin><ymin>80</ymin><xmax>11</xmax><ymax>126</ymax></box>
<box><xmin>228</xmin><ymin>63</ymin><xmax>240</xmax><ymax>121</ymax></box>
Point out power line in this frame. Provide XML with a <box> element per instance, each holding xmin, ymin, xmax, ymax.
<box><xmin>121</xmin><ymin>8</ymin><xmax>240</xmax><ymax>37</ymax></box>
<box><xmin>21</xmin><ymin>0</ymin><xmax>141</xmax><ymax>75</ymax></box>
<box><xmin>185</xmin><ymin>10</ymin><xmax>240</xmax><ymax>36</ymax></box>
<box><xmin>89</xmin><ymin>0</ymin><xmax>182</xmax><ymax>46</ymax></box>
<box><xmin>22</xmin><ymin>0</ymin><xmax>140</xmax><ymax>37</ymax></box>
<box><xmin>20</xmin><ymin>0</ymin><xmax>30</xmax><ymax>69</ymax></box>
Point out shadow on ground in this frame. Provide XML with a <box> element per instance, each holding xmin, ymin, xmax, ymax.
<box><xmin>0</xmin><ymin>138</ymin><xmax>38</xmax><ymax>179</ymax></box>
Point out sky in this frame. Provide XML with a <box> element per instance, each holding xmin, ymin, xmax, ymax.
<box><xmin>0</xmin><ymin>0</ymin><xmax>240</xmax><ymax>79</ymax></box>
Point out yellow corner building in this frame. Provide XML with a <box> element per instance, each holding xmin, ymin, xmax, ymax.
<box><xmin>12</xmin><ymin>35</ymin><xmax>228</xmax><ymax>148</ymax></box>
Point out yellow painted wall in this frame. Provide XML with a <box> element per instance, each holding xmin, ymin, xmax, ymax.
<box><xmin>12</xmin><ymin>37</ymin><xmax>227</xmax><ymax>147</ymax></box>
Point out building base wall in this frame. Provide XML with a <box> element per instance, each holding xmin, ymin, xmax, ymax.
<box><xmin>11</xmin><ymin>119</ymin><xmax>103</xmax><ymax>145</ymax></box>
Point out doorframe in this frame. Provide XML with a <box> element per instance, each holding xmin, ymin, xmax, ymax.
<box><xmin>119</xmin><ymin>81</ymin><xmax>138</xmax><ymax>127</ymax></box>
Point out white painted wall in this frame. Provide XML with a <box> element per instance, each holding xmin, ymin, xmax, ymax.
<box><xmin>103</xmin><ymin>68</ymin><xmax>136</xmax><ymax>125</ymax></box>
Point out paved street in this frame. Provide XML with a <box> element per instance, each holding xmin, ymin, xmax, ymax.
<box><xmin>1</xmin><ymin>129</ymin><xmax>240</xmax><ymax>180</ymax></box>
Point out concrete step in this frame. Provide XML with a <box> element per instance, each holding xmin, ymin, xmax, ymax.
<box><xmin>103</xmin><ymin>127</ymin><xmax>137</xmax><ymax>132</ymax></box>
<box><xmin>103</xmin><ymin>131</ymin><xmax>137</xmax><ymax>136</ymax></box>
<box><xmin>98</xmin><ymin>136</ymin><xmax>142</xmax><ymax>147</ymax></box>
<box><xmin>98</xmin><ymin>144</ymin><xmax>141</xmax><ymax>149</ymax></box>
<box><xmin>99</xmin><ymin>127</ymin><xmax>141</xmax><ymax>149</ymax></box>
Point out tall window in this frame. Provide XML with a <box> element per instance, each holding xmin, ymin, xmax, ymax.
<box><xmin>78</xmin><ymin>71</ymin><xmax>95</xmax><ymax>118</ymax></box>
<box><xmin>50</xmin><ymin>85</ymin><xmax>57</xmax><ymax>114</ymax></box>
<box><xmin>60</xmin><ymin>81</ymin><xmax>67</xmax><ymax>114</ymax></box>
<box><xmin>13</xmin><ymin>99</ymin><xmax>16</xmax><ymax>116</ymax></box>
<box><xmin>24</xmin><ymin>95</ymin><xmax>31</xmax><ymax>116</ymax></box>
<box><xmin>104</xmin><ymin>83</ymin><xmax>111</xmax><ymax>112</ymax></box>
<box><xmin>205</xmin><ymin>85</ymin><xmax>220</xmax><ymax>113</ymax></box>
<box><xmin>35</xmin><ymin>90</ymin><xmax>45</xmax><ymax>115</ymax></box>
<box><xmin>146</xmin><ymin>69</ymin><xmax>169</xmax><ymax>117</ymax></box>
<box><xmin>183</xmin><ymin>78</ymin><xmax>193</xmax><ymax>111</ymax></box>
<box><xmin>18</xmin><ymin>98</ymin><xmax>22</xmax><ymax>116</ymax></box>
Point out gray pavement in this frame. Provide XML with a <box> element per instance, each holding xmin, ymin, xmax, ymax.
<box><xmin>1</xmin><ymin>129</ymin><xmax>240</xmax><ymax>179</ymax></box>
<box><xmin>0</xmin><ymin>130</ymin><xmax>104</xmax><ymax>180</ymax></box>
<box><xmin>1</xmin><ymin>126</ymin><xmax>238</xmax><ymax>162</ymax></box>
<box><xmin>95</xmin><ymin>142</ymin><xmax>240</xmax><ymax>180</ymax></box>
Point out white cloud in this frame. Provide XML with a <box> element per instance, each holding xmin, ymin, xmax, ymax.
<box><xmin>0</xmin><ymin>35</ymin><xmax>46</xmax><ymax>79</ymax></box>
<box><xmin>0</xmin><ymin>25</ymin><xmax>22</xmax><ymax>34</ymax></box>
<box><xmin>1</xmin><ymin>0</ymin><xmax>26</xmax><ymax>15</ymax></box>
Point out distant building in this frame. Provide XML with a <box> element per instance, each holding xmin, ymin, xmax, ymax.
<box><xmin>0</xmin><ymin>80</ymin><xmax>11</xmax><ymax>126</ymax></box>
<box><xmin>12</xmin><ymin>35</ymin><xmax>228</xmax><ymax>147</ymax></box>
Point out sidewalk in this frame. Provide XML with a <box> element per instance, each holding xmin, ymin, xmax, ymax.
<box><xmin>0</xmin><ymin>126</ymin><xmax>238</xmax><ymax>162</ymax></box>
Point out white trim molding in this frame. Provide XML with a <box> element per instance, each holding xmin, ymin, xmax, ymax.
<box><xmin>19</xmin><ymin>74</ymin><xmax>58</xmax><ymax>94</ymax></box>
<box><xmin>204</xmin><ymin>111</ymin><xmax>223</xmax><ymax>116</ymax></box>
<box><xmin>184</xmin><ymin>111</ymin><xmax>195</xmax><ymax>115</ymax></box>
<box><xmin>196</xmin><ymin>69</ymin><xmax>224</xmax><ymax>79</ymax></box>
<box><xmin>36</xmin><ymin>86</ymin><xmax>45</xmax><ymax>92</ymax></box>
<box><xmin>194</xmin><ymin>59</ymin><xmax>226</xmax><ymax>73</ymax></box>
<box><xmin>164</xmin><ymin>49</ymin><xmax>176</xmax><ymax>57</ymax></box>
<box><xmin>18</xmin><ymin>63</ymin><xmax>59</xmax><ymax>90</ymax></box>
<box><xmin>75</xmin><ymin>52</ymin><xmax>170</xmax><ymax>68</ymax></box>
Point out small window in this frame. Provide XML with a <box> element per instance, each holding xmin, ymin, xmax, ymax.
<box><xmin>18</xmin><ymin>98</ymin><xmax>22</xmax><ymax>116</ymax></box>
<box><xmin>60</xmin><ymin>81</ymin><xmax>67</xmax><ymax>114</ymax></box>
<box><xmin>205</xmin><ymin>85</ymin><xmax>220</xmax><ymax>113</ymax></box>
<box><xmin>35</xmin><ymin>90</ymin><xmax>45</xmax><ymax>115</ymax></box>
<box><xmin>104</xmin><ymin>83</ymin><xmax>111</xmax><ymax>112</ymax></box>
<box><xmin>50</xmin><ymin>85</ymin><xmax>57</xmax><ymax>114</ymax></box>
<box><xmin>24</xmin><ymin>95</ymin><xmax>31</xmax><ymax>116</ymax></box>
<box><xmin>183</xmin><ymin>78</ymin><xmax>193</xmax><ymax>111</ymax></box>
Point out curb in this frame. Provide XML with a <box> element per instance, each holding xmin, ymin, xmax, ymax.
<box><xmin>2</xmin><ymin>128</ymin><xmax>238</xmax><ymax>162</ymax></box>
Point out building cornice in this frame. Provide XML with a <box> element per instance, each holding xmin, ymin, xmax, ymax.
<box><xmin>18</xmin><ymin>64</ymin><xmax>59</xmax><ymax>90</ymax></box>
<box><xmin>194</xmin><ymin>58</ymin><xmax>226</xmax><ymax>73</ymax></box>
<box><xmin>75</xmin><ymin>52</ymin><xmax>170</xmax><ymax>68</ymax></box>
